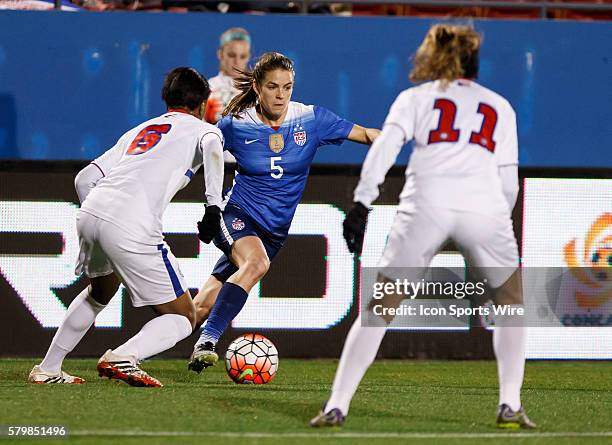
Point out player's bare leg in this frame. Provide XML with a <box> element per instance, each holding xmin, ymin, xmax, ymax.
<box><xmin>98</xmin><ymin>291</ymin><xmax>196</xmax><ymax>388</ymax></box>
<box><xmin>189</xmin><ymin>236</ymin><xmax>269</xmax><ymax>373</ymax></box>
<box><xmin>29</xmin><ymin>273</ymin><xmax>120</xmax><ymax>384</ymax></box>
<box><xmin>193</xmin><ymin>275</ymin><xmax>223</xmax><ymax>329</ymax></box>
<box><xmin>492</xmin><ymin>269</ymin><xmax>536</xmax><ymax>428</ymax></box>
<box><xmin>311</xmin><ymin>273</ymin><xmax>399</xmax><ymax>427</ymax></box>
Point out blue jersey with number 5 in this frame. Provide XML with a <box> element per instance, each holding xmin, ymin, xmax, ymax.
<box><xmin>217</xmin><ymin>102</ymin><xmax>353</xmax><ymax>238</ymax></box>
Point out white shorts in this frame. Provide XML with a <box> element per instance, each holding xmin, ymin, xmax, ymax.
<box><xmin>75</xmin><ymin>211</ymin><xmax>188</xmax><ymax>307</ymax></box>
<box><xmin>379</xmin><ymin>204</ymin><xmax>519</xmax><ymax>288</ymax></box>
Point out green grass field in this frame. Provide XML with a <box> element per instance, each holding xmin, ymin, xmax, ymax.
<box><xmin>0</xmin><ymin>359</ymin><xmax>610</xmax><ymax>444</ymax></box>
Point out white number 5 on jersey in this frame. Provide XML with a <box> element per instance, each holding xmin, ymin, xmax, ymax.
<box><xmin>270</xmin><ymin>156</ymin><xmax>283</xmax><ymax>179</ymax></box>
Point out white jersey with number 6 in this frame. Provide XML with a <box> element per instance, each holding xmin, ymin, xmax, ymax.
<box><xmin>80</xmin><ymin>111</ymin><xmax>224</xmax><ymax>244</ymax></box>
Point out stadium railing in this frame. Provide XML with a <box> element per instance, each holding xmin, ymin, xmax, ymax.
<box><xmin>53</xmin><ymin>0</ymin><xmax>612</xmax><ymax>20</ymax></box>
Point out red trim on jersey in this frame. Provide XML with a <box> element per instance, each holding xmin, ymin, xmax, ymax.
<box><xmin>271</xmin><ymin>126</ymin><xmax>281</xmax><ymax>131</ymax></box>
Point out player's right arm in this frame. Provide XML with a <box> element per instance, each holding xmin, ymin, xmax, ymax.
<box><xmin>74</xmin><ymin>138</ymin><xmax>125</xmax><ymax>203</ymax></box>
<box><xmin>344</xmin><ymin>90</ymin><xmax>415</xmax><ymax>254</ymax></box>
<box><xmin>353</xmin><ymin>90</ymin><xmax>415</xmax><ymax>207</ymax></box>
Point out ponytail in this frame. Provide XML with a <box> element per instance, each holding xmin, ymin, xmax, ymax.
<box><xmin>409</xmin><ymin>24</ymin><xmax>481</xmax><ymax>87</ymax></box>
<box><xmin>222</xmin><ymin>69</ymin><xmax>257</xmax><ymax>117</ymax></box>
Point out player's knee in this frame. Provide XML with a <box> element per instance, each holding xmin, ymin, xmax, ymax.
<box><xmin>89</xmin><ymin>284</ymin><xmax>115</xmax><ymax>306</ymax></box>
<box><xmin>244</xmin><ymin>256</ymin><xmax>270</xmax><ymax>280</ymax></box>
<box><xmin>494</xmin><ymin>270</ymin><xmax>523</xmax><ymax>305</ymax></box>
<box><xmin>177</xmin><ymin>294</ymin><xmax>197</xmax><ymax>330</ymax></box>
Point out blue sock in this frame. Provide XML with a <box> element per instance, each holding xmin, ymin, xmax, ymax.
<box><xmin>198</xmin><ymin>282</ymin><xmax>248</xmax><ymax>345</ymax></box>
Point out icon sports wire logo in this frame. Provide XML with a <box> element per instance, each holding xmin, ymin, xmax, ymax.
<box><xmin>564</xmin><ymin>213</ymin><xmax>612</xmax><ymax>309</ymax></box>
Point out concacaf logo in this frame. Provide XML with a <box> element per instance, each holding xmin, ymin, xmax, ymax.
<box><xmin>563</xmin><ymin>213</ymin><xmax>612</xmax><ymax>308</ymax></box>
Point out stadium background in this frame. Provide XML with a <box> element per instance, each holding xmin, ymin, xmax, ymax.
<box><xmin>0</xmin><ymin>11</ymin><xmax>611</xmax><ymax>360</ymax></box>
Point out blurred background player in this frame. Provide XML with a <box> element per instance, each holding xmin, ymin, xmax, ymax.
<box><xmin>310</xmin><ymin>24</ymin><xmax>536</xmax><ymax>429</ymax></box>
<box><xmin>28</xmin><ymin>67</ymin><xmax>225</xmax><ymax>387</ymax></box>
<box><xmin>187</xmin><ymin>52</ymin><xmax>380</xmax><ymax>373</ymax></box>
<box><xmin>205</xmin><ymin>27</ymin><xmax>252</xmax><ymax>124</ymax></box>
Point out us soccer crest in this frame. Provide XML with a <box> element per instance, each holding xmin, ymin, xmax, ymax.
<box><xmin>293</xmin><ymin>125</ymin><xmax>307</xmax><ymax>147</ymax></box>
<box><xmin>232</xmin><ymin>218</ymin><xmax>245</xmax><ymax>231</ymax></box>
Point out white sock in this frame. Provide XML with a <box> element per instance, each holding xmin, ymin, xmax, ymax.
<box><xmin>493</xmin><ymin>304</ymin><xmax>526</xmax><ymax>412</ymax></box>
<box><xmin>40</xmin><ymin>287</ymin><xmax>106</xmax><ymax>373</ymax></box>
<box><xmin>326</xmin><ymin>314</ymin><xmax>387</xmax><ymax>415</ymax></box>
<box><xmin>113</xmin><ymin>314</ymin><xmax>192</xmax><ymax>361</ymax></box>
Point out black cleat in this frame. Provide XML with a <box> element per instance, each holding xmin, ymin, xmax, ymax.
<box><xmin>496</xmin><ymin>404</ymin><xmax>537</xmax><ymax>429</ymax></box>
<box><xmin>187</xmin><ymin>341</ymin><xmax>218</xmax><ymax>374</ymax></box>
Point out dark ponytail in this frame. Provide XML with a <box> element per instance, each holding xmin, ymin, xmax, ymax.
<box><xmin>223</xmin><ymin>52</ymin><xmax>294</xmax><ymax>118</ymax></box>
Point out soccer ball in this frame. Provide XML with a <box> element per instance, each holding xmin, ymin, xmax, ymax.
<box><xmin>225</xmin><ymin>334</ymin><xmax>278</xmax><ymax>384</ymax></box>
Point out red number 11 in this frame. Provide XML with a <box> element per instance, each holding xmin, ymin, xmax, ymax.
<box><xmin>428</xmin><ymin>99</ymin><xmax>460</xmax><ymax>144</ymax></box>
<box><xmin>428</xmin><ymin>99</ymin><xmax>498</xmax><ymax>153</ymax></box>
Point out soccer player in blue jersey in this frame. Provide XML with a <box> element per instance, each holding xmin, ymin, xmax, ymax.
<box><xmin>188</xmin><ymin>52</ymin><xmax>380</xmax><ymax>372</ymax></box>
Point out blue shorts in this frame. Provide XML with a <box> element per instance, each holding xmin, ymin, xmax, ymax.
<box><xmin>211</xmin><ymin>203</ymin><xmax>285</xmax><ymax>282</ymax></box>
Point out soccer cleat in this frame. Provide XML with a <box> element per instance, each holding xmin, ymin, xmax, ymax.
<box><xmin>96</xmin><ymin>349</ymin><xmax>162</xmax><ymax>388</ymax></box>
<box><xmin>496</xmin><ymin>404</ymin><xmax>537</xmax><ymax>429</ymax></box>
<box><xmin>28</xmin><ymin>365</ymin><xmax>85</xmax><ymax>384</ymax></box>
<box><xmin>309</xmin><ymin>403</ymin><xmax>346</xmax><ymax>427</ymax></box>
<box><xmin>187</xmin><ymin>341</ymin><xmax>218</xmax><ymax>374</ymax></box>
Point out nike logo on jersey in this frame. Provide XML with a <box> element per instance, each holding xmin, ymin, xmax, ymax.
<box><xmin>245</xmin><ymin>139</ymin><xmax>259</xmax><ymax>145</ymax></box>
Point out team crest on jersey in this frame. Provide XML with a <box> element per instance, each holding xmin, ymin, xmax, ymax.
<box><xmin>293</xmin><ymin>125</ymin><xmax>307</xmax><ymax>147</ymax></box>
<box><xmin>232</xmin><ymin>218</ymin><xmax>245</xmax><ymax>231</ymax></box>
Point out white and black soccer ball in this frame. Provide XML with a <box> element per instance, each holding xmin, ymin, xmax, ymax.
<box><xmin>225</xmin><ymin>334</ymin><xmax>279</xmax><ymax>384</ymax></box>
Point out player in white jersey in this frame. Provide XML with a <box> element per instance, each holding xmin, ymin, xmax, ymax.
<box><xmin>311</xmin><ymin>25</ymin><xmax>536</xmax><ymax>429</ymax></box>
<box><xmin>205</xmin><ymin>27</ymin><xmax>251</xmax><ymax>124</ymax></box>
<box><xmin>28</xmin><ymin>67</ymin><xmax>225</xmax><ymax>387</ymax></box>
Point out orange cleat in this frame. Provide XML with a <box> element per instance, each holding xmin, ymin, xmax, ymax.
<box><xmin>97</xmin><ymin>349</ymin><xmax>162</xmax><ymax>388</ymax></box>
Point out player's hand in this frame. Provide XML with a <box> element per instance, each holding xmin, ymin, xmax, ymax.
<box><xmin>197</xmin><ymin>205</ymin><xmax>221</xmax><ymax>244</ymax></box>
<box><xmin>343</xmin><ymin>202</ymin><xmax>369</xmax><ymax>255</ymax></box>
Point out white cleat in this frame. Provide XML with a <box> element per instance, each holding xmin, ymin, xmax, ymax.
<box><xmin>28</xmin><ymin>365</ymin><xmax>85</xmax><ymax>384</ymax></box>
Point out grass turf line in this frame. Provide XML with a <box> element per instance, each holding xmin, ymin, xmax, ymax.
<box><xmin>0</xmin><ymin>359</ymin><xmax>610</xmax><ymax>445</ymax></box>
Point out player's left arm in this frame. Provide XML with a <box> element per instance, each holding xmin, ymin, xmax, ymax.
<box><xmin>495</xmin><ymin>105</ymin><xmax>519</xmax><ymax>212</ymax></box>
<box><xmin>201</xmin><ymin>131</ymin><xmax>225</xmax><ymax>207</ymax></box>
<box><xmin>347</xmin><ymin>125</ymin><xmax>381</xmax><ymax>145</ymax></box>
<box><xmin>198</xmin><ymin>130</ymin><xmax>225</xmax><ymax>244</ymax></box>
<box><xmin>499</xmin><ymin>165</ymin><xmax>519</xmax><ymax>212</ymax></box>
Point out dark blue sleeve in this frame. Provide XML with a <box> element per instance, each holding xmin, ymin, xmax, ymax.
<box><xmin>216</xmin><ymin>116</ymin><xmax>233</xmax><ymax>151</ymax></box>
<box><xmin>314</xmin><ymin>106</ymin><xmax>354</xmax><ymax>147</ymax></box>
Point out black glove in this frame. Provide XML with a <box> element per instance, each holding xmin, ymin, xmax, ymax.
<box><xmin>343</xmin><ymin>202</ymin><xmax>369</xmax><ymax>255</ymax></box>
<box><xmin>197</xmin><ymin>205</ymin><xmax>221</xmax><ymax>244</ymax></box>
